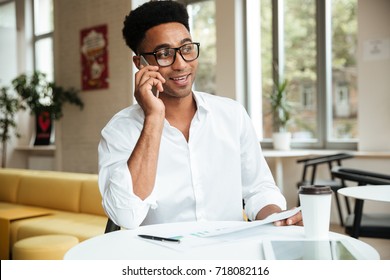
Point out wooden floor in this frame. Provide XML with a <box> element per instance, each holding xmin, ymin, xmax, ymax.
<box><xmin>330</xmin><ymin>223</ymin><xmax>390</xmax><ymax>260</ymax></box>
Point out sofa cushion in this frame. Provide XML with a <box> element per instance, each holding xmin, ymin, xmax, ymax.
<box><xmin>10</xmin><ymin>211</ymin><xmax>106</xmax><ymax>245</ymax></box>
<box><xmin>79</xmin><ymin>177</ymin><xmax>106</xmax><ymax>216</ymax></box>
<box><xmin>12</xmin><ymin>234</ymin><xmax>79</xmax><ymax>260</ymax></box>
<box><xmin>17</xmin><ymin>173</ymin><xmax>82</xmax><ymax>212</ymax></box>
<box><xmin>0</xmin><ymin>169</ymin><xmax>24</xmax><ymax>203</ymax></box>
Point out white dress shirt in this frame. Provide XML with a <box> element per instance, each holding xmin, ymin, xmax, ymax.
<box><xmin>98</xmin><ymin>91</ymin><xmax>286</xmax><ymax>229</ymax></box>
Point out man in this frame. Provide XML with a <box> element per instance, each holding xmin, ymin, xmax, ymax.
<box><xmin>98</xmin><ymin>0</ymin><xmax>302</xmax><ymax>229</ymax></box>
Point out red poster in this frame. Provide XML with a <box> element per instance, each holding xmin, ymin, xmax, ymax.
<box><xmin>34</xmin><ymin>111</ymin><xmax>52</xmax><ymax>145</ymax></box>
<box><xmin>80</xmin><ymin>24</ymin><xmax>109</xmax><ymax>90</ymax></box>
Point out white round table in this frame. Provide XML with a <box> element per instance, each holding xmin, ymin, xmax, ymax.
<box><xmin>338</xmin><ymin>185</ymin><xmax>390</xmax><ymax>202</ymax></box>
<box><xmin>64</xmin><ymin>221</ymin><xmax>379</xmax><ymax>260</ymax></box>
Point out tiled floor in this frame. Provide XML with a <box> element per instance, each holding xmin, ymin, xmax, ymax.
<box><xmin>330</xmin><ymin>223</ymin><xmax>390</xmax><ymax>260</ymax></box>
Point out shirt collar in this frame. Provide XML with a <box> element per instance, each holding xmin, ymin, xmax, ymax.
<box><xmin>163</xmin><ymin>91</ymin><xmax>210</xmax><ymax>127</ymax></box>
<box><xmin>193</xmin><ymin>91</ymin><xmax>210</xmax><ymax>115</ymax></box>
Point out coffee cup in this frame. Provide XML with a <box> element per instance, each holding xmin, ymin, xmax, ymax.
<box><xmin>298</xmin><ymin>185</ymin><xmax>332</xmax><ymax>239</ymax></box>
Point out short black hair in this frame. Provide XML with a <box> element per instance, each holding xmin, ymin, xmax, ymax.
<box><xmin>122</xmin><ymin>0</ymin><xmax>190</xmax><ymax>54</ymax></box>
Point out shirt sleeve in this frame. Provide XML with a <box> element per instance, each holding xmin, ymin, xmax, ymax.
<box><xmin>238</xmin><ymin>105</ymin><xmax>287</xmax><ymax>221</ymax></box>
<box><xmin>98</xmin><ymin>119</ymin><xmax>157</xmax><ymax>229</ymax></box>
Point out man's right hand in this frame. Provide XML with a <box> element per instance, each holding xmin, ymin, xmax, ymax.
<box><xmin>134</xmin><ymin>65</ymin><xmax>166</xmax><ymax>119</ymax></box>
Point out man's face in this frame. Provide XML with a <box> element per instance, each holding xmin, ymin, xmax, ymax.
<box><xmin>139</xmin><ymin>22</ymin><xmax>198</xmax><ymax>99</ymax></box>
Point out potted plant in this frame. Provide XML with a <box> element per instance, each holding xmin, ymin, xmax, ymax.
<box><xmin>12</xmin><ymin>71</ymin><xmax>84</xmax><ymax>145</ymax></box>
<box><xmin>0</xmin><ymin>87</ymin><xmax>25</xmax><ymax>167</ymax></box>
<box><xmin>268</xmin><ymin>77</ymin><xmax>294</xmax><ymax>150</ymax></box>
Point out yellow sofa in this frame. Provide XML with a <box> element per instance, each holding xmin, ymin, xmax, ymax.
<box><xmin>0</xmin><ymin>168</ymin><xmax>107</xmax><ymax>259</ymax></box>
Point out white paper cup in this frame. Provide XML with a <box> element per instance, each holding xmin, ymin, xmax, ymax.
<box><xmin>299</xmin><ymin>185</ymin><xmax>332</xmax><ymax>240</ymax></box>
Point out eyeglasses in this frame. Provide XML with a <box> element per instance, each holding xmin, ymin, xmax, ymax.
<box><xmin>140</xmin><ymin>42</ymin><xmax>200</xmax><ymax>67</ymax></box>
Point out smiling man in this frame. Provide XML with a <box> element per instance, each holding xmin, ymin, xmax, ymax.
<box><xmin>98</xmin><ymin>0</ymin><xmax>302</xmax><ymax>229</ymax></box>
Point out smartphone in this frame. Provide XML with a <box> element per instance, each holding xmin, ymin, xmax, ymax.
<box><xmin>140</xmin><ymin>56</ymin><xmax>159</xmax><ymax>97</ymax></box>
<box><xmin>140</xmin><ymin>55</ymin><xmax>149</xmax><ymax>67</ymax></box>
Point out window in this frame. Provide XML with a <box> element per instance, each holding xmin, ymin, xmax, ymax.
<box><xmin>0</xmin><ymin>0</ymin><xmax>54</xmax><ymax>83</ymax></box>
<box><xmin>0</xmin><ymin>1</ymin><xmax>17</xmax><ymax>86</ymax></box>
<box><xmin>257</xmin><ymin>0</ymin><xmax>358</xmax><ymax>149</ymax></box>
<box><xmin>330</xmin><ymin>0</ymin><xmax>358</xmax><ymax>141</ymax></box>
<box><xmin>0</xmin><ymin>0</ymin><xmax>54</xmax><ymax>150</ymax></box>
<box><xmin>33</xmin><ymin>0</ymin><xmax>54</xmax><ymax>81</ymax></box>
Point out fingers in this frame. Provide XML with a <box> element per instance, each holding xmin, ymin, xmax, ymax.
<box><xmin>133</xmin><ymin>66</ymin><xmax>166</xmax><ymax>117</ymax></box>
<box><xmin>273</xmin><ymin>211</ymin><xmax>303</xmax><ymax>227</ymax></box>
<box><xmin>287</xmin><ymin>211</ymin><xmax>303</xmax><ymax>225</ymax></box>
<box><xmin>135</xmin><ymin>65</ymin><xmax>165</xmax><ymax>96</ymax></box>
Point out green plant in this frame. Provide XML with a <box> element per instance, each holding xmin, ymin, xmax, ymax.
<box><xmin>268</xmin><ymin>78</ymin><xmax>293</xmax><ymax>132</ymax></box>
<box><xmin>0</xmin><ymin>87</ymin><xmax>25</xmax><ymax>168</ymax></box>
<box><xmin>12</xmin><ymin>71</ymin><xmax>84</xmax><ymax>120</ymax></box>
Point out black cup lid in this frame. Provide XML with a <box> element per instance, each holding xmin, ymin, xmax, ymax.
<box><xmin>298</xmin><ymin>185</ymin><xmax>332</xmax><ymax>195</ymax></box>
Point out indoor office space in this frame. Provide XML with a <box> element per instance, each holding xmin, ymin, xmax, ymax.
<box><xmin>0</xmin><ymin>0</ymin><xmax>389</xmax><ymax>261</ymax></box>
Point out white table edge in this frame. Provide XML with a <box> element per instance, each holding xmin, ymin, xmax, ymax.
<box><xmin>338</xmin><ymin>185</ymin><xmax>390</xmax><ymax>203</ymax></box>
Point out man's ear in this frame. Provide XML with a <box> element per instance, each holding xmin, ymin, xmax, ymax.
<box><xmin>133</xmin><ymin>56</ymin><xmax>141</xmax><ymax>70</ymax></box>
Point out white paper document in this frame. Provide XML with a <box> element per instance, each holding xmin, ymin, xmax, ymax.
<box><xmin>198</xmin><ymin>207</ymin><xmax>301</xmax><ymax>237</ymax></box>
<box><xmin>136</xmin><ymin>207</ymin><xmax>301</xmax><ymax>252</ymax></box>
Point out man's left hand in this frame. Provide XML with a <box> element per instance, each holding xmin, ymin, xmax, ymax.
<box><xmin>274</xmin><ymin>209</ymin><xmax>303</xmax><ymax>226</ymax></box>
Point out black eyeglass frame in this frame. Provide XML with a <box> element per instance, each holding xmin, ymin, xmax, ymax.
<box><xmin>140</xmin><ymin>42</ymin><xmax>200</xmax><ymax>67</ymax></box>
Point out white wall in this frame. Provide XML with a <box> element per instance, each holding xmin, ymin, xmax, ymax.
<box><xmin>357</xmin><ymin>0</ymin><xmax>390</xmax><ymax>151</ymax></box>
<box><xmin>53</xmin><ymin>0</ymin><xmax>132</xmax><ymax>173</ymax></box>
<box><xmin>215</xmin><ymin>0</ymin><xmax>246</xmax><ymax>105</ymax></box>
